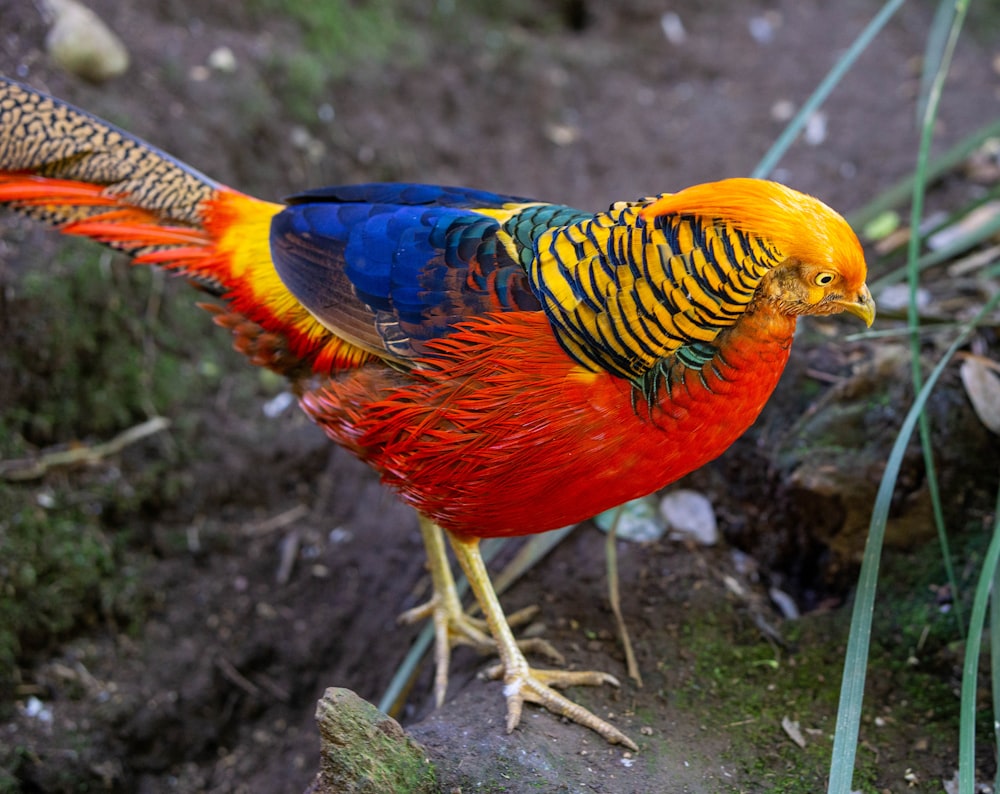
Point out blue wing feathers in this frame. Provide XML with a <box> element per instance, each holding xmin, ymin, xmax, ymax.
<box><xmin>270</xmin><ymin>184</ymin><xmax>558</xmax><ymax>359</ymax></box>
<box><xmin>285</xmin><ymin>182</ymin><xmax>532</xmax><ymax>210</ymax></box>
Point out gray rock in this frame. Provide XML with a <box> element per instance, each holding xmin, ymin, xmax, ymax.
<box><xmin>42</xmin><ymin>0</ymin><xmax>129</xmax><ymax>82</ymax></box>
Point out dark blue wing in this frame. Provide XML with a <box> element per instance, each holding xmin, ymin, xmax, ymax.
<box><xmin>285</xmin><ymin>182</ymin><xmax>534</xmax><ymax>209</ymax></box>
<box><xmin>270</xmin><ymin>183</ymin><xmax>578</xmax><ymax>360</ymax></box>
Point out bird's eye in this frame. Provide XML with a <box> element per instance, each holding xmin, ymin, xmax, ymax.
<box><xmin>814</xmin><ymin>272</ymin><xmax>836</xmax><ymax>286</ymax></box>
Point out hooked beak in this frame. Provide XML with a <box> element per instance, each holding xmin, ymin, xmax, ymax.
<box><xmin>838</xmin><ymin>283</ymin><xmax>876</xmax><ymax>327</ymax></box>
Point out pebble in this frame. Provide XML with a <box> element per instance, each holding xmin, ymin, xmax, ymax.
<box><xmin>771</xmin><ymin>99</ymin><xmax>795</xmax><ymax>122</ymax></box>
<box><xmin>877</xmin><ymin>283</ymin><xmax>931</xmax><ymax>313</ymax></box>
<box><xmin>804</xmin><ymin>111</ymin><xmax>827</xmax><ymax>146</ymax></box>
<box><xmin>660</xmin><ymin>490</ymin><xmax>719</xmax><ymax>546</ymax></box>
<box><xmin>660</xmin><ymin>13</ymin><xmax>686</xmax><ymax>45</ymax></box>
<box><xmin>42</xmin><ymin>0</ymin><xmax>129</xmax><ymax>82</ymax></box>
<box><xmin>595</xmin><ymin>497</ymin><xmax>666</xmax><ymax>542</ymax></box>
<box><xmin>208</xmin><ymin>46</ymin><xmax>237</xmax><ymax>73</ymax></box>
<box><xmin>21</xmin><ymin>696</ymin><xmax>53</xmax><ymax>724</ymax></box>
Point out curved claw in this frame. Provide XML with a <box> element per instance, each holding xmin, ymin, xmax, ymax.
<box><xmin>482</xmin><ymin>661</ymin><xmax>634</xmax><ymax>749</ymax></box>
<box><xmin>505</xmin><ymin>668</ymin><xmax>636</xmax><ymax>750</ymax></box>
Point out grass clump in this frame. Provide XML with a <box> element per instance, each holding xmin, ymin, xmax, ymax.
<box><xmin>0</xmin><ymin>500</ymin><xmax>119</xmax><ymax>696</ymax></box>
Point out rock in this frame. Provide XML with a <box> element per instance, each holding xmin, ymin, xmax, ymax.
<box><xmin>594</xmin><ymin>496</ymin><xmax>666</xmax><ymax>542</ymax></box>
<box><xmin>660</xmin><ymin>489</ymin><xmax>719</xmax><ymax>546</ymax></box>
<box><xmin>406</xmin><ymin>655</ymin><xmax>730</xmax><ymax>793</ymax></box>
<box><xmin>207</xmin><ymin>45</ymin><xmax>237</xmax><ymax>73</ymax></box>
<box><xmin>42</xmin><ymin>0</ymin><xmax>129</xmax><ymax>82</ymax></box>
<box><xmin>877</xmin><ymin>283</ymin><xmax>931</xmax><ymax>313</ymax></box>
<box><xmin>306</xmin><ymin>688</ymin><xmax>437</xmax><ymax>794</ymax></box>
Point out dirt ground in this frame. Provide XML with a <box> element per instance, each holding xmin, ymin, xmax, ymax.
<box><xmin>2</xmin><ymin>1</ymin><xmax>1000</xmax><ymax>792</ymax></box>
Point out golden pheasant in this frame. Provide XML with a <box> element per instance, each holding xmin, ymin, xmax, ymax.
<box><xmin>0</xmin><ymin>77</ymin><xmax>874</xmax><ymax>750</ymax></box>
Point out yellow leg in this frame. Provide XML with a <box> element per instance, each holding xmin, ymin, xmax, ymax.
<box><xmin>399</xmin><ymin>516</ymin><xmax>560</xmax><ymax>707</ymax></box>
<box><xmin>448</xmin><ymin>532</ymin><xmax>638</xmax><ymax>751</ymax></box>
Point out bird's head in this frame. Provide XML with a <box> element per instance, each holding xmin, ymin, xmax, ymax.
<box><xmin>640</xmin><ymin>178</ymin><xmax>875</xmax><ymax>326</ymax></box>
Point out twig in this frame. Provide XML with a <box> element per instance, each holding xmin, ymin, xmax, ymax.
<box><xmin>243</xmin><ymin>504</ymin><xmax>310</xmax><ymax>537</ymax></box>
<box><xmin>215</xmin><ymin>656</ymin><xmax>260</xmax><ymax>698</ymax></box>
<box><xmin>0</xmin><ymin>416</ymin><xmax>170</xmax><ymax>481</ymax></box>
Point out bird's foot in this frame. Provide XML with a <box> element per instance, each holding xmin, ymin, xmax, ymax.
<box><xmin>482</xmin><ymin>660</ymin><xmax>638</xmax><ymax>751</ymax></box>
<box><xmin>399</xmin><ymin>596</ymin><xmax>564</xmax><ymax>707</ymax></box>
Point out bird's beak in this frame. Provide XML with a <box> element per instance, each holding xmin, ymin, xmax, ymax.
<box><xmin>838</xmin><ymin>283</ymin><xmax>876</xmax><ymax>327</ymax></box>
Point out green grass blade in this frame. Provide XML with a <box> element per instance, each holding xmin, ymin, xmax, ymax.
<box><xmin>992</xmin><ymin>525</ymin><xmax>1000</xmax><ymax>793</ymax></box>
<box><xmin>959</xmin><ymin>486</ymin><xmax>1000</xmax><ymax>794</ymax></box>
<box><xmin>905</xmin><ymin>0</ymin><xmax>970</xmax><ymax>644</ymax></box>
<box><xmin>826</xmin><ymin>291</ymin><xmax>1000</xmax><ymax>794</ymax></box>
<box><xmin>917</xmin><ymin>1</ymin><xmax>959</xmax><ymax>124</ymax></box>
<box><xmin>751</xmin><ymin>0</ymin><xmax>906</xmax><ymax>179</ymax></box>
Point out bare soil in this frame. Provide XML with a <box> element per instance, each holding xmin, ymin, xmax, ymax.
<box><xmin>2</xmin><ymin>1</ymin><xmax>1000</xmax><ymax>792</ymax></box>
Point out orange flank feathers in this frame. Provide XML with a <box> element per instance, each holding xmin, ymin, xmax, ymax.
<box><xmin>302</xmin><ymin>305</ymin><xmax>795</xmax><ymax>538</ymax></box>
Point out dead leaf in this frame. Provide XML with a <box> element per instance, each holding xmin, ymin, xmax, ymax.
<box><xmin>960</xmin><ymin>357</ymin><xmax>1000</xmax><ymax>435</ymax></box>
<box><xmin>781</xmin><ymin>716</ymin><xmax>807</xmax><ymax>749</ymax></box>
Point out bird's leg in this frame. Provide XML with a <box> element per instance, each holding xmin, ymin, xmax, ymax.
<box><xmin>447</xmin><ymin>532</ymin><xmax>638</xmax><ymax>751</ymax></box>
<box><xmin>398</xmin><ymin>516</ymin><xmax>492</xmax><ymax>706</ymax></box>
<box><xmin>399</xmin><ymin>516</ymin><xmax>560</xmax><ymax>707</ymax></box>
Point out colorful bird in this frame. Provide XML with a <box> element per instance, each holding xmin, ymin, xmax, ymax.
<box><xmin>0</xmin><ymin>77</ymin><xmax>874</xmax><ymax>750</ymax></box>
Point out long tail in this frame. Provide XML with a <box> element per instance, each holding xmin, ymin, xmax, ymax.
<box><xmin>0</xmin><ymin>77</ymin><xmax>371</xmax><ymax>376</ymax></box>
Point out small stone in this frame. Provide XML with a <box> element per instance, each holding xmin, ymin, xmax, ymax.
<box><xmin>804</xmin><ymin>111</ymin><xmax>827</xmax><ymax>146</ymax></box>
<box><xmin>544</xmin><ymin>123</ymin><xmax>580</xmax><ymax>146</ymax></box>
<box><xmin>329</xmin><ymin>527</ymin><xmax>353</xmax><ymax>544</ymax></box>
<box><xmin>771</xmin><ymin>99</ymin><xmax>795</xmax><ymax>122</ymax></box>
<box><xmin>208</xmin><ymin>46</ymin><xmax>237</xmax><ymax>73</ymax></box>
<box><xmin>42</xmin><ymin>0</ymin><xmax>129</xmax><ymax>82</ymax></box>
<box><xmin>877</xmin><ymin>283</ymin><xmax>931</xmax><ymax>313</ymax></box>
<box><xmin>35</xmin><ymin>490</ymin><xmax>56</xmax><ymax>509</ymax></box>
<box><xmin>660</xmin><ymin>490</ymin><xmax>718</xmax><ymax>546</ymax></box>
<box><xmin>660</xmin><ymin>12</ymin><xmax>686</xmax><ymax>45</ymax></box>
<box><xmin>21</xmin><ymin>696</ymin><xmax>53</xmax><ymax>723</ymax></box>
<box><xmin>748</xmin><ymin>12</ymin><xmax>782</xmax><ymax>44</ymax></box>
<box><xmin>595</xmin><ymin>497</ymin><xmax>666</xmax><ymax>542</ymax></box>
<box><xmin>317</xmin><ymin>103</ymin><xmax>335</xmax><ymax>123</ymax></box>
